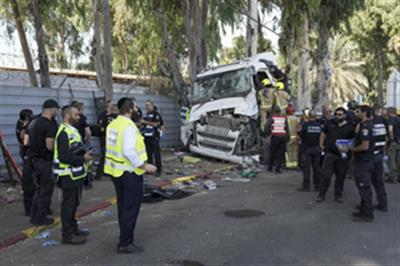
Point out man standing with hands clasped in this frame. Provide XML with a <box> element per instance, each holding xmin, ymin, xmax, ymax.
<box><xmin>104</xmin><ymin>97</ymin><xmax>157</xmax><ymax>254</ymax></box>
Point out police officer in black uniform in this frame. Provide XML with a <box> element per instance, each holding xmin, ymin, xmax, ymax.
<box><xmin>317</xmin><ymin>107</ymin><xmax>355</xmax><ymax>203</ymax></box>
<box><xmin>350</xmin><ymin>105</ymin><xmax>375</xmax><ymax>222</ymax></box>
<box><xmin>55</xmin><ymin>105</ymin><xmax>93</xmax><ymax>244</ymax></box>
<box><xmin>16</xmin><ymin>109</ymin><xmax>34</xmax><ymax>216</ymax></box>
<box><xmin>27</xmin><ymin>99</ymin><xmax>59</xmax><ymax>226</ymax></box>
<box><xmin>141</xmin><ymin>100</ymin><xmax>162</xmax><ymax>176</ymax></box>
<box><xmin>359</xmin><ymin>107</ymin><xmax>388</xmax><ymax>212</ymax></box>
<box><xmin>297</xmin><ymin>110</ymin><xmax>321</xmax><ymax>192</ymax></box>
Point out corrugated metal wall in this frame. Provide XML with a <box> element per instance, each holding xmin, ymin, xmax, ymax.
<box><xmin>0</xmin><ymin>85</ymin><xmax>180</xmax><ymax>166</ymax></box>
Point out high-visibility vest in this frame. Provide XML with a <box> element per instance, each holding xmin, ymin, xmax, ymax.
<box><xmin>271</xmin><ymin>115</ymin><xmax>287</xmax><ymax>136</ymax></box>
<box><xmin>104</xmin><ymin>115</ymin><xmax>148</xmax><ymax>177</ymax></box>
<box><xmin>53</xmin><ymin>123</ymin><xmax>87</xmax><ymax>180</ymax></box>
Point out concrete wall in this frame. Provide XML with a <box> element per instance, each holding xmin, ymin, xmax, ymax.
<box><xmin>0</xmin><ymin>85</ymin><xmax>180</xmax><ymax>166</ymax></box>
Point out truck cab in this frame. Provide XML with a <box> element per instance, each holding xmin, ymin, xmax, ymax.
<box><xmin>181</xmin><ymin>53</ymin><xmax>284</xmax><ymax>164</ymax></box>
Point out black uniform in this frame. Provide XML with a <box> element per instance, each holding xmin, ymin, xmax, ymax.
<box><xmin>370</xmin><ymin>116</ymin><xmax>388</xmax><ymax>211</ymax></box>
<box><xmin>353</xmin><ymin>120</ymin><xmax>375</xmax><ymax>218</ymax></box>
<box><xmin>142</xmin><ymin>110</ymin><xmax>162</xmax><ymax>175</ymax></box>
<box><xmin>319</xmin><ymin>119</ymin><xmax>355</xmax><ymax>200</ymax></box>
<box><xmin>27</xmin><ymin>116</ymin><xmax>58</xmax><ymax>225</ymax></box>
<box><xmin>56</xmin><ymin>126</ymin><xmax>87</xmax><ymax>240</ymax></box>
<box><xmin>266</xmin><ymin>115</ymin><xmax>289</xmax><ymax>173</ymax></box>
<box><xmin>16</xmin><ymin>119</ymin><xmax>35</xmax><ymax>216</ymax></box>
<box><xmin>299</xmin><ymin>120</ymin><xmax>322</xmax><ymax>190</ymax></box>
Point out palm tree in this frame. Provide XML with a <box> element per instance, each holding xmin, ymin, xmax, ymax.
<box><xmin>329</xmin><ymin>34</ymin><xmax>368</xmax><ymax>106</ymax></box>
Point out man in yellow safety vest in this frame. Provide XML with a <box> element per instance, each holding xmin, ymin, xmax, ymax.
<box><xmin>54</xmin><ymin>105</ymin><xmax>93</xmax><ymax>245</ymax></box>
<box><xmin>104</xmin><ymin>97</ymin><xmax>157</xmax><ymax>254</ymax></box>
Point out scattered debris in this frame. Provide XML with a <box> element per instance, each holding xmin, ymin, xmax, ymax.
<box><xmin>181</xmin><ymin>156</ymin><xmax>201</xmax><ymax>164</ymax></box>
<box><xmin>222</xmin><ymin>177</ymin><xmax>250</xmax><ymax>183</ymax></box>
<box><xmin>42</xmin><ymin>240</ymin><xmax>59</xmax><ymax>247</ymax></box>
<box><xmin>0</xmin><ymin>183</ymin><xmax>22</xmax><ymax>204</ymax></box>
<box><xmin>35</xmin><ymin>230</ymin><xmax>50</xmax><ymax>240</ymax></box>
<box><xmin>203</xmin><ymin>180</ymin><xmax>217</xmax><ymax>190</ymax></box>
<box><xmin>102</xmin><ymin>210</ymin><xmax>113</xmax><ymax>217</ymax></box>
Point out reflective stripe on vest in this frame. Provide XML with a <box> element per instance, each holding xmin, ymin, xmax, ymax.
<box><xmin>271</xmin><ymin>115</ymin><xmax>287</xmax><ymax>136</ymax></box>
<box><xmin>373</xmin><ymin>122</ymin><xmax>387</xmax><ymax>153</ymax></box>
<box><xmin>53</xmin><ymin>123</ymin><xmax>87</xmax><ymax>181</ymax></box>
<box><xmin>104</xmin><ymin>115</ymin><xmax>148</xmax><ymax>178</ymax></box>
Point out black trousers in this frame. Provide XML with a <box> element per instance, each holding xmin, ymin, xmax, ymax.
<box><xmin>61</xmin><ymin>185</ymin><xmax>82</xmax><ymax>239</ymax></box>
<box><xmin>301</xmin><ymin>146</ymin><xmax>321</xmax><ymax>190</ymax></box>
<box><xmin>354</xmin><ymin>160</ymin><xmax>374</xmax><ymax>217</ymax></box>
<box><xmin>30</xmin><ymin>159</ymin><xmax>55</xmax><ymax>223</ymax></box>
<box><xmin>319</xmin><ymin>152</ymin><xmax>348</xmax><ymax>198</ymax></box>
<box><xmin>113</xmin><ymin>172</ymin><xmax>143</xmax><ymax>247</ymax></box>
<box><xmin>144</xmin><ymin>136</ymin><xmax>162</xmax><ymax>173</ymax></box>
<box><xmin>21</xmin><ymin>157</ymin><xmax>35</xmax><ymax>215</ymax></box>
<box><xmin>268</xmin><ymin>136</ymin><xmax>287</xmax><ymax>171</ymax></box>
<box><xmin>371</xmin><ymin>154</ymin><xmax>388</xmax><ymax>209</ymax></box>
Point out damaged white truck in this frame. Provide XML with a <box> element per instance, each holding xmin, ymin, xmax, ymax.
<box><xmin>181</xmin><ymin>53</ymin><xmax>288</xmax><ymax>165</ymax></box>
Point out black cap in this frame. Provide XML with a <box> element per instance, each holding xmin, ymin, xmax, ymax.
<box><xmin>42</xmin><ymin>99</ymin><xmax>60</xmax><ymax>109</ymax></box>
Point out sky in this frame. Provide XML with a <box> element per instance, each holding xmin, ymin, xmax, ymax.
<box><xmin>0</xmin><ymin>6</ymin><xmax>281</xmax><ymax>69</ymax></box>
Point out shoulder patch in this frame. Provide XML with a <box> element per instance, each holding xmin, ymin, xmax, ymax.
<box><xmin>362</xmin><ymin>128</ymin><xmax>369</xmax><ymax>136</ymax></box>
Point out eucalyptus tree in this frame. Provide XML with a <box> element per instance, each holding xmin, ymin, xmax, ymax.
<box><xmin>351</xmin><ymin>0</ymin><xmax>399</xmax><ymax>106</ymax></box>
<box><xmin>314</xmin><ymin>0</ymin><xmax>364</xmax><ymax>107</ymax></box>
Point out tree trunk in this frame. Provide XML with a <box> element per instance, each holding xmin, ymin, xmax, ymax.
<box><xmin>200</xmin><ymin>0</ymin><xmax>208</xmax><ymax>69</ymax></box>
<box><xmin>376</xmin><ymin>45</ymin><xmax>384</xmax><ymax>106</ymax></box>
<box><xmin>285</xmin><ymin>26</ymin><xmax>294</xmax><ymax>94</ymax></box>
<box><xmin>315</xmin><ymin>22</ymin><xmax>331</xmax><ymax>108</ymax></box>
<box><xmin>297</xmin><ymin>13</ymin><xmax>312</xmax><ymax>110</ymax></box>
<box><xmin>92</xmin><ymin>0</ymin><xmax>104</xmax><ymax>90</ymax></box>
<box><xmin>102</xmin><ymin>0</ymin><xmax>113</xmax><ymax>101</ymax></box>
<box><xmin>245</xmin><ymin>0</ymin><xmax>258</xmax><ymax>57</ymax></box>
<box><xmin>158</xmin><ymin>6</ymin><xmax>188</xmax><ymax>106</ymax></box>
<box><xmin>30</xmin><ymin>0</ymin><xmax>51</xmax><ymax>88</ymax></box>
<box><xmin>181</xmin><ymin>0</ymin><xmax>197</xmax><ymax>84</ymax></box>
<box><xmin>11</xmin><ymin>0</ymin><xmax>37</xmax><ymax>87</ymax></box>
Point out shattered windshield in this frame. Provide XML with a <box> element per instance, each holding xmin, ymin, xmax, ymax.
<box><xmin>192</xmin><ymin>67</ymin><xmax>254</xmax><ymax>104</ymax></box>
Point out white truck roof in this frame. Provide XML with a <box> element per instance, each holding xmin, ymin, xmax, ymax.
<box><xmin>197</xmin><ymin>52</ymin><xmax>276</xmax><ymax>79</ymax></box>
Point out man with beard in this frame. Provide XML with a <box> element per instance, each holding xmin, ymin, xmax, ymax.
<box><xmin>54</xmin><ymin>105</ymin><xmax>93</xmax><ymax>244</ymax></box>
<box><xmin>349</xmin><ymin>105</ymin><xmax>375</xmax><ymax>222</ymax></box>
<box><xmin>317</xmin><ymin>107</ymin><xmax>355</xmax><ymax>203</ymax></box>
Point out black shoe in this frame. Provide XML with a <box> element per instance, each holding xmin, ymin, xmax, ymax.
<box><xmin>25</xmin><ymin>210</ymin><xmax>30</xmax><ymax>217</ymax></box>
<box><xmin>117</xmin><ymin>244</ymin><xmax>143</xmax><ymax>254</ymax></box>
<box><xmin>297</xmin><ymin>187</ymin><xmax>311</xmax><ymax>192</ymax></box>
<box><xmin>31</xmin><ymin>218</ymin><xmax>54</xmax><ymax>226</ymax></box>
<box><xmin>374</xmin><ymin>205</ymin><xmax>388</xmax><ymax>212</ymax></box>
<box><xmin>84</xmin><ymin>184</ymin><xmax>93</xmax><ymax>190</ymax></box>
<box><xmin>74</xmin><ymin>228</ymin><xmax>90</xmax><ymax>237</ymax></box>
<box><xmin>355</xmin><ymin>204</ymin><xmax>361</xmax><ymax>210</ymax></box>
<box><xmin>334</xmin><ymin>196</ymin><xmax>343</xmax><ymax>203</ymax></box>
<box><xmin>316</xmin><ymin>195</ymin><xmax>325</xmax><ymax>203</ymax></box>
<box><xmin>352</xmin><ymin>215</ymin><xmax>374</xmax><ymax>223</ymax></box>
<box><xmin>267</xmin><ymin>167</ymin><xmax>273</xmax><ymax>172</ymax></box>
<box><xmin>275</xmin><ymin>169</ymin><xmax>282</xmax><ymax>174</ymax></box>
<box><xmin>63</xmin><ymin>235</ymin><xmax>86</xmax><ymax>245</ymax></box>
<box><xmin>47</xmin><ymin>208</ymin><xmax>54</xmax><ymax>215</ymax></box>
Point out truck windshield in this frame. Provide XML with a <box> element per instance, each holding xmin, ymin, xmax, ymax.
<box><xmin>192</xmin><ymin>67</ymin><xmax>254</xmax><ymax>104</ymax></box>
